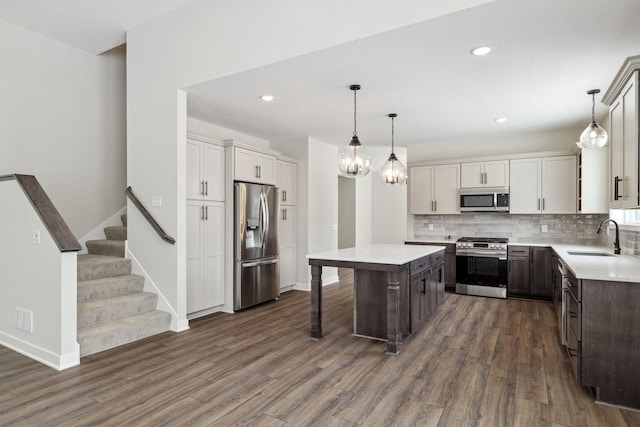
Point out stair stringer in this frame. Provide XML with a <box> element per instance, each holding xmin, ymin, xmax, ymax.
<box><xmin>77</xmin><ymin>206</ymin><xmax>127</xmax><ymax>254</ymax></box>
<box><xmin>126</xmin><ymin>247</ymin><xmax>189</xmax><ymax>332</ymax></box>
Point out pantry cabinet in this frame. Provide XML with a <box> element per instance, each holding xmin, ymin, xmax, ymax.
<box><xmin>409</xmin><ymin>164</ymin><xmax>460</xmax><ymax>214</ymax></box>
<box><xmin>279</xmin><ymin>206</ymin><xmax>296</xmax><ymax>290</ymax></box>
<box><xmin>603</xmin><ymin>62</ymin><xmax>639</xmax><ymax>209</ymax></box>
<box><xmin>186</xmin><ymin>139</ymin><xmax>224</xmax><ymax>201</ymax></box>
<box><xmin>275</xmin><ymin>159</ymin><xmax>297</xmax><ymax>290</ymax></box>
<box><xmin>509</xmin><ymin>156</ymin><xmax>576</xmax><ymax>214</ymax></box>
<box><xmin>275</xmin><ymin>160</ymin><xmax>296</xmax><ymax>206</ymax></box>
<box><xmin>460</xmin><ymin>160</ymin><xmax>509</xmax><ymax>188</ymax></box>
<box><xmin>186</xmin><ymin>200</ymin><xmax>225</xmax><ymax>314</ymax></box>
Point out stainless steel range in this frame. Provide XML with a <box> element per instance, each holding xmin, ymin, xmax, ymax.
<box><xmin>456</xmin><ymin>237</ymin><xmax>508</xmax><ymax>299</ymax></box>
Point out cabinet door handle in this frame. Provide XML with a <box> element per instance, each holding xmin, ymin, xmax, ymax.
<box><xmin>255</xmin><ymin>165</ymin><xmax>260</xmax><ymax>178</ymax></box>
<box><xmin>542</xmin><ymin>198</ymin><xmax>545</xmax><ymax>210</ymax></box>
<box><xmin>421</xmin><ymin>278</ymin><xmax>426</xmax><ymax>294</ymax></box>
<box><xmin>205</xmin><ymin>205</ymin><xmax>208</xmax><ymax>220</ymax></box>
<box><xmin>282</xmin><ymin>209</ymin><xmax>286</xmax><ymax>220</ymax></box>
<box><xmin>508</xmin><ymin>259</ymin><xmax>512</xmax><ymax>272</ymax></box>
<box><xmin>200</xmin><ymin>205</ymin><xmax>205</xmax><ymax>220</ymax></box>
<box><xmin>434</xmin><ymin>201</ymin><xmax>437</xmax><ymax>212</ymax></box>
<box><xmin>201</xmin><ymin>181</ymin><xmax>205</xmax><ymax>196</ymax></box>
<box><xmin>614</xmin><ymin>176</ymin><xmax>622</xmax><ymax>200</ymax></box>
<box><xmin>258</xmin><ymin>165</ymin><xmax>261</xmax><ymax>178</ymax></box>
<box><xmin>537</xmin><ymin>198</ymin><xmax>540</xmax><ymax>210</ymax></box>
<box><xmin>283</xmin><ymin>190</ymin><xmax>287</xmax><ymax>202</ymax></box>
<box><xmin>204</xmin><ymin>181</ymin><xmax>208</xmax><ymax>196</ymax></box>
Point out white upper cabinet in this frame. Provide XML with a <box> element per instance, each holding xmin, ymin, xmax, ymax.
<box><xmin>234</xmin><ymin>147</ymin><xmax>276</xmax><ymax>185</ymax></box>
<box><xmin>577</xmin><ymin>149</ymin><xmax>608</xmax><ymax>214</ymax></box>
<box><xmin>606</xmin><ymin>69</ymin><xmax>639</xmax><ymax>209</ymax></box>
<box><xmin>460</xmin><ymin>160</ymin><xmax>509</xmax><ymax>188</ymax></box>
<box><xmin>409</xmin><ymin>164</ymin><xmax>460</xmax><ymax>214</ymax></box>
<box><xmin>275</xmin><ymin>160</ymin><xmax>297</xmax><ymax>206</ymax></box>
<box><xmin>187</xmin><ymin>139</ymin><xmax>224</xmax><ymax>201</ymax></box>
<box><xmin>510</xmin><ymin>156</ymin><xmax>576</xmax><ymax>214</ymax></box>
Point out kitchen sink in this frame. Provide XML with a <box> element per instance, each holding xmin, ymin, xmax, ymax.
<box><xmin>567</xmin><ymin>251</ymin><xmax>614</xmax><ymax>257</ymax></box>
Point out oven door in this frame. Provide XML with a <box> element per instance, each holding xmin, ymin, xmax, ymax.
<box><xmin>456</xmin><ymin>254</ymin><xmax>508</xmax><ymax>298</ymax></box>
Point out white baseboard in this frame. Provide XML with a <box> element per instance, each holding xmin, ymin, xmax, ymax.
<box><xmin>77</xmin><ymin>206</ymin><xmax>127</xmax><ymax>254</ymax></box>
<box><xmin>0</xmin><ymin>332</ymin><xmax>80</xmax><ymax>371</ymax></box>
<box><xmin>293</xmin><ymin>275</ymin><xmax>339</xmax><ymax>292</ymax></box>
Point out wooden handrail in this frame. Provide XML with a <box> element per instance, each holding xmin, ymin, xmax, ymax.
<box><xmin>0</xmin><ymin>174</ymin><xmax>82</xmax><ymax>252</ymax></box>
<box><xmin>125</xmin><ymin>186</ymin><xmax>176</xmax><ymax>245</ymax></box>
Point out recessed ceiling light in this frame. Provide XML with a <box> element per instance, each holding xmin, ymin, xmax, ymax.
<box><xmin>260</xmin><ymin>95</ymin><xmax>274</xmax><ymax>102</ymax></box>
<box><xmin>471</xmin><ymin>46</ymin><xmax>492</xmax><ymax>56</ymax></box>
<box><xmin>494</xmin><ymin>117</ymin><xmax>507</xmax><ymax>123</ymax></box>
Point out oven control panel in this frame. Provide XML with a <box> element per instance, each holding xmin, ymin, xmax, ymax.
<box><xmin>456</xmin><ymin>242</ymin><xmax>507</xmax><ymax>250</ymax></box>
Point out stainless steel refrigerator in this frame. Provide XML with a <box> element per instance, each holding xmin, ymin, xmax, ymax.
<box><xmin>234</xmin><ymin>182</ymin><xmax>280</xmax><ymax>310</ymax></box>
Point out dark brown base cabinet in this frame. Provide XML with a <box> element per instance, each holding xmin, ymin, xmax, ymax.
<box><xmin>570</xmin><ymin>274</ymin><xmax>640</xmax><ymax>410</ymax></box>
<box><xmin>354</xmin><ymin>249</ymin><xmax>445</xmax><ymax>341</ymax></box>
<box><xmin>405</xmin><ymin>241</ymin><xmax>456</xmax><ymax>290</ymax></box>
<box><xmin>507</xmin><ymin>245</ymin><xmax>552</xmax><ymax>298</ymax></box>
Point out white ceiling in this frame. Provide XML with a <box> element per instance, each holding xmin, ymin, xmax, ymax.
<box><xmin>1</xmin><ymin>0</ymin><xmax>639</xmax><ymax>155</ymax></box>
<box><xmin>185</xmin><ymin>0</ymin><xmax>640</xmax><ymax>152</ymax></box>
<box><xmin>0</xmin><ymin>0</ymin><xmax>196</xmax><ymax>55</ymax></box>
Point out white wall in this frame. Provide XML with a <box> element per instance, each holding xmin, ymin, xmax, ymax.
<box><xmin>408</xmin><ymin>128</ymin><xmax>581</xmax><ymax>163</ymax></box>
<box><xmin>0</xmin><ymin>180</ymin><xmax>79</xmax><ymax>370</ymax></box>
<box><xmin>371</xmin><ymin>146</ymin><xmax>408</xmax><ymax>243</ymax></box>
<box><xmin>0</xmin><ymin>20</ymin><xmax>127</xmax><ymax>239</ymax></box>
<box><xmin>338</xmin><ymin>176</ymin><xmax>356</xmax><ymax>249</ymax></box>
<box><xmin>307</xmin><ymin>138</ymin><xmax>339</xmax><ymax>284</ymax></box>
<box><xmin>126</xmin><ymin>0</ymin><xmax>494</xmax><ymax>322</ymax></box>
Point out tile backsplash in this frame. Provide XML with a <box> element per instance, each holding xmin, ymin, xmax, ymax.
<box><xmin>413</xmin><ymin>213</ymin><xmax>613</xmax><ymax>246</ymax></box>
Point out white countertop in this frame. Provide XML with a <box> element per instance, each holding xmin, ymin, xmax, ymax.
<box><xmin>405</xmin><ymin>239</ymin><xmax>456</xmax><ymax>245</ymax></box>
<box><xmin>307</xmin><ymin>243</ymin><xmax>445</xmax><ymax>265</ymax></box>
<box><xmin>551</xmin><ymin>244</ymin><xmax>640</xmax><ymax>283</ymax></box>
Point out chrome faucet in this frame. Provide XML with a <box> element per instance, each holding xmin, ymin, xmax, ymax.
<box><xmin>597</xmin><ymin>218</ymin><xmax>621</xmax><ymax>254</ymax></box>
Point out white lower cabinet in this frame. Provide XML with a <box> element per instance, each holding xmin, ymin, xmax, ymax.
<box><xmin>280</xmin><ymin>206</ymin><xmax>296</xmax><ymax>289</ymax></box>
<box><xmin>186</xmin><ymin>200</ymin><xmax>225</xmax><ymax>314</ymax></box>
<box><xmin>510</xmin><ymin>156</ymin><xmax>576</xmax><ymax>214</ymax></box>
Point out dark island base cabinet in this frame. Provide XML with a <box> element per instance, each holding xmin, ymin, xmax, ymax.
<box><xmin>353</xmin><ymin>251</ymin><xmax>445</xmax><ymax>342</ymax></box>
<box><xmin>405</xmin><ymin>241</ymin><xmax>456</xmax><ymax>290</ymax></box>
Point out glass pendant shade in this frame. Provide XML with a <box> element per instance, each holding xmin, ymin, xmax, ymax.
<box><xmin>339</xmin><ymin>84</ymin><xmax>371</xmax><ymax>177</ymax></box>
<box><xmin>576</xmin><ymin>89</ymin><xmax>608</xmax><ymax>149</ymax></box>
<box><xmin>578</xmin><ymin>121</ymin><xmax>608</xmax><ymax>148</ymax></box>
<box><xmin>380</xmin><ymin>113</ymin><xmax>407</xmax><ymax>185</ymax></box>
<box><xmin>380</xmin><ymin>153</ymin><xmax>407</xmax><ymax>184</ymax></box>
<box><xmin>338</xmin><ymin>135</ymin><xmax>372</xmax><ymax>177</ymax></box>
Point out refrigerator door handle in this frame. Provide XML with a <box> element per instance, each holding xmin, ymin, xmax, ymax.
<box><xmin>241</xmin><ymin>258</ymin><xmax>279</xmax><ymax>268</ymax></box>
<box><xmin>259</xmin><ymin>191</ymin><xmax>268</xmax><ymax>248</ymax></box>
<box><xmin>263</xmin><ymin>192</ymin><xmax>270</xmax><ymax>248</ymax></box>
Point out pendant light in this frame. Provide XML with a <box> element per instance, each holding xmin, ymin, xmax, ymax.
<box><xmin>380</xmin><ymin>113</ymin><xmax>407</xmax><ymax>185</ymax></box>
<box><xmin>338</xmin><ymin>85</ymin><xmax>372</xmax><ymax>177</ymax></box>
<box><xmin>576</xmin><ymin>89</ymin><xmax>608</xmax><ymax>149</ymax></box>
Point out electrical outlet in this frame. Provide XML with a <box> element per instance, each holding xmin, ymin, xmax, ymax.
<box><xmin>428</xmin><ymin>224</ymin><xmax>434</xmax><ymax>231</ymax></box>
<box><xmin>541</xmin><ymin>224</ymin><xmax>548</xmax><ymax>233</ymax></box>
<box><xmin>32</xmin><ymin>229</ymin><xmax>41</xmax><ymax>244</ymax></box>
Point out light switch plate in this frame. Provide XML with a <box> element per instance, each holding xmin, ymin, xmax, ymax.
<box><xmin>428</xmin><ymin>224</ymin><xmax>434</xmax><ymax>231</ymax></box>
<box><xmin>32</xmin><ymin>230</ymin><xmax>41</xmax><ymax>244</ymax></box>
<box><xmin>151</xmin><ymin>196</ymin><xmax>162</xmax><ymax>207</ymax></box>
<box><xmin>541</xmin><ymin>224</ymin><xmax>548</xmax><ymax>232</ymax></box>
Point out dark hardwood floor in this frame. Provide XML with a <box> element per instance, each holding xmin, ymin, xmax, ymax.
<box><xmin>1</xmin><ymin>269</ymin><xmax>639</xmax><ymax>426</ymax></box>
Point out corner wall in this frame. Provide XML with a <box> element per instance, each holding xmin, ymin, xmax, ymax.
<box><xmin>0</xmin><ymin>20</ymin><xmax>127</xmax><ymax>239</ymax></box>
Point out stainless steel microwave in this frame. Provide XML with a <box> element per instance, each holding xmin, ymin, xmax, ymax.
<box><xmin>459</xmin><ymin>187</ymin><xmax>509</xmax><ymax>212</ymax></box>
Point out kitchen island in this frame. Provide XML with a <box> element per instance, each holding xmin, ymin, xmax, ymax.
<box><xmin>307</xmin><ymin>243</ymin><xmax>445</xmax><ymax>354</ymax></box>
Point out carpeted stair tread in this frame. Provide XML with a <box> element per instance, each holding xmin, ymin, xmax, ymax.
<box><xmin>104</xmin><ymin>226</ymin><xmax>127</xmax><ymax>241</ymax></box>
<box><xmin>86</xmin><ymin>239</ymin><xmax>125</xmax><ymax>257</ymax></box>
<box><xmin>78</xmin><ymin>254</ymin><xmax>131</xmax><ymax>281</ymax></box>
<box><xmin>78</xmin><ymin>310</ymin><xmax>171</xmax><ymax>357</ymax></box>
<box><xmin>78</xmin><ymin>292</ymin><xmax>159</xmax><ymax>328</ymax></box>
<box><xmin>78</xmin><ymin>274</ymin><xmax>145</xmax><ymax>303</ymax></box>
